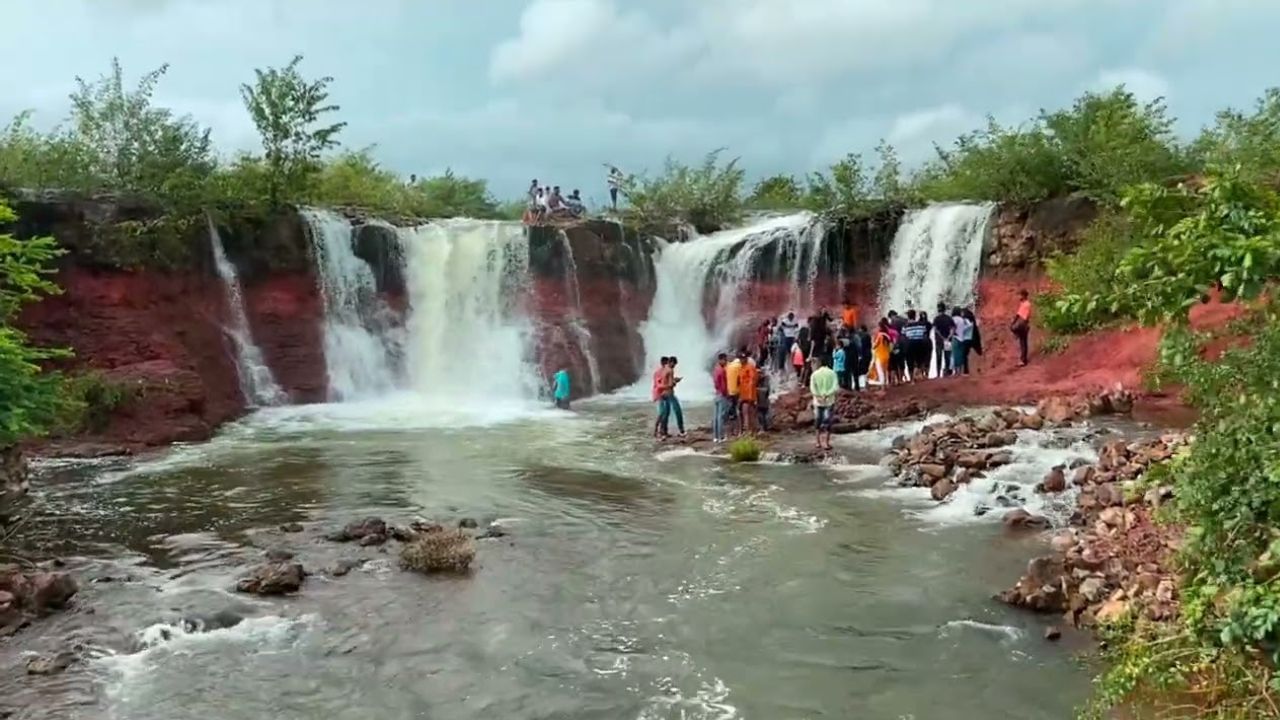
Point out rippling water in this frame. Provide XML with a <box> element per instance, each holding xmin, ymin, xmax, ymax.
<box><xmin>2</xmin><ymin>398</ymin><xmax>1094</xmax><ymax>719</ymax></box>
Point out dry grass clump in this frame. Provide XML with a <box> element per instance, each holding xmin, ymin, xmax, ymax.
<box><xmin>398</xmin><ymin>528</ymin><xmax>475</xmax><ymax>573</ymax></box>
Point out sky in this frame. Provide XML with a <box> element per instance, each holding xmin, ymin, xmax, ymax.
<box><xmin>7</xmin><ymin>0</ymin><xmax>1280</xmax><ymax>202</ymax></box>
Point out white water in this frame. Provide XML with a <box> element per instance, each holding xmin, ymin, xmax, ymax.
<box><xmin>207</xmin><ymin>219</ymin><xmax>286</xmax><ymax>406</ymax></box>
<box><xmin>399</xmin><ymin>219</ymin><xmax>542</xmax><ymax>405</ymax></box>
<box><xmin>878</xmin><ymin>203</ymin><xmax>994</xmax><ymax>316</ymax></box>
<box><xmin>636</xmin><ymin>212</ymin><xmax>825</xmax><ymax>398</ymax></box>
<box><xmin>556</xmin><ymin>229</ymin><xmax>601</xmax><ymax>395</ymax></box>
<box><xmin>300</xmin><ymin>208</ymin><xmax>399</xmax><ymax>401</ymax></box>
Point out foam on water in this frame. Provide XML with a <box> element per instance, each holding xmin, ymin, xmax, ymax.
<box><xmin>940</xmin><ymin>619</ymin><xmax>1024</xmax><ymax>643</ymax></box>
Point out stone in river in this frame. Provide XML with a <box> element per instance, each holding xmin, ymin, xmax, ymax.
<box><xmin>458</xmin><ymin>517</ymin><xmax>479</xmax><ymax>529</ymax></box>
<box><xmin>236</xmin><ymin>561</ymin><xmax>305</xmax><ymax>595</ymax></box>
<box><xmin>328</xmin><ymin>517</ymin><xmax>387</xmax><ymax>543</ymax></box>
<box><xmin>26</xmin><ymin>651</ymin><xmax>76</xmax><ymax>675</ymax></box>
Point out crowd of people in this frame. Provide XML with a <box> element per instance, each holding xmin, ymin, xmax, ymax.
<box><xmin>555</xmin><ymin>289</ymin><xmax>1036</xmax><ymax>451</ymax></box>
<box><xmin>522</xmin><ymin>166</ymin><xmax>627</xmax><ymax>225</ymax></box>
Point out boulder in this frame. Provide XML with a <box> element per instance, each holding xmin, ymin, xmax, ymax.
<box><xmin>1018</xmin><ymin>413</ymin><xmax>1045</xmax><ymax>430</ymax></box>
<box><xmin>26</xmin><ymin>651</ymin><xmax>76</xmax><ymax>676</ymax></box>
<box><xmin>1078</xmin><ymin>577</ymin><xmax>1107</xmax><ymax>603</ymax></box>
<box><xmin>1003</xmin><ymin>509</ymin><xmax>1051</xmax><ymax>531</ymax></box>
<box><xmin>956</xmin><ymin>450</ymin><xmax>991</xmax><ymax>469</ymax></box>
<box><xmin>278</xmin><ymin>522</ymin><xmax>304</xmax><ymax>533</ymax></box>
<box><xmin>1038</xmin><ymin>466</ymin><xmax>1067</xmax><ymax>494</ymax></box>
<box><xmin>235</xmin><ymin>561</ymin><xmax>305</xmax><ymax>595</ymax></box>
<box><xmin>1095</xmin><ymin>599</ymin><xmax>1130</xmax><ymax>623</ymax></box>
<box><xmin>918</xmin><ymin>463</ymin><xmax>948</xmax><ymax>481</ymax></box>
<box><xmin>27</xmin><ymin>572</ymin><xmax>79</xmax><ymax>613</ymax></box>
<box><xmin>1095</xmin><ymin>484</ymin><xmax>1125</xmax><ymax>508</ymax></box>
<box><xmin>358</xmin><ymin>533</ymin><xmax>387</xmax><ymax>547</ymax></box>
<box><xmin>328</xmin><ymin>517</ymin><xmax>387</xmax><ymax>543</ymax></box>
<box><xmin>263</xmin><ymin>549</ymin><xmax>295</xmax><ymax>562</ymax></box>
<box><xmin>329</xmin><ymin>559</ymin><xmax>363</xmax><ymax>577</ymax></box>
<box><xmin>987</xmin><ymin>452</ymin><xmax>1014</xmax><ymax>468</ymax></box>
<box><xmin>1050</xmin><ymin>532</ymin><xmax>1076</xmax><ymax>554</ymax></box>
<box><xmin>931</xmin><ymin>478</ymin><xmax>957</xmax><ymax>502</ymax></box>
<box><xmin>1044</xmin><ymin>626</ymin><xmax>1062</xmax><ymax>641</ymax></box>
<box><xmin>983</xmin><ymin>430</ymin><xmax>1018</xmax><ymax>448</ymax></box>
<box><xmin>1071</xmin><ymin>466</ymin><xmax>1096</xmax><ymax>487</ymax></box>
<box><xmin>1036</xmin><ymin>396</ymin><xmax>1088</xmax><ymax>425</ymax></box>
<box><xmin>998</xmin><ymin>556</ymin><xmax>1068</xmax><ymax>612</ymax></box>
<box><xmin>458</xmin><ymin>517</ymin><xmax>479</xmax><ymax>530</ymax></box>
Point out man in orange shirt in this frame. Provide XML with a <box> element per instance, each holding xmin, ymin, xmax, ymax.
<box><xmin>1012</xmin><ymin>290</ymin><xmax>1033</xmax><ymax>367</ymax></box>
<box><xmin>841</xmin><ymin>299</ymin><xmax>858</xmax><ymax>331</ymax></box>
<box><xmin>737</xmin><ymin>351</ymin><xmax>759</xmax><ymax>435</ymax></box>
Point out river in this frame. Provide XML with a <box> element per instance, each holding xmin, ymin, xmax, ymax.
<box><xmin>4</xmin><ymin>397</ymin><xmax>1094</xmax><ymax>720</ymax></box>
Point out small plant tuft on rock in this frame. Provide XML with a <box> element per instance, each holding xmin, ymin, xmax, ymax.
<box><xmin>399</xmin><ymin>528</ymin><xmax>475</xmax><ymax>574</ymax></box>
<box><xmin>728</xmin><ymin>437</ymin><xmax>762</xmax><ymax>463</ymax></box>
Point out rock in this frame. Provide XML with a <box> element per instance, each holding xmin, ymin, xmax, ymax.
<box><xmin>28</xmin><ymin>572</ymin><xmax>78</xmax><ymax>613</ymax></box>
<box><xmin>1036</xmin><ymin>396</ymin><xmax>1088</xmax><ymax>425</ymax></box>
<box><xmin>263</xmin><ymin>549</ymin><xmax>295</xmax><ymax>562</ymax></box>
<box><xmin>994</xmin><ymin>408</ymin><xmax>1024</xmax><ymax>429</ymax></box>
<box><xmin>235</xmin><ymin>561</ymin><xmax>305</xmax><ymax>595</ymax></box>
<box><xmin>918</xmin><ymin>463</ymin><xmax>948</xmax><ymax>481</ymax></box>
<box><xmin>278</xmin><ymin>522</ymin><xmax>304</xmax><ymax>533</ymax></box>
<box><xmin>329</xmin><ymin>517</ymin><xmax>387</xmax><ymax>543</ymax></box>
<box><xmin>1003</xmin><ymin>509</ymin><xmax>1051</xmax><ymax>530</ymax></box>
<box><xmin>1095</xmin><ymin>599</ymin><xmax>1130</xmax><ymax>623</ymax></box>
<box><xmin>1078</xmin><ymin>577</ymin><xmax>1106</xmax><ymax>603</ymax></box>
<box><xmin>955</xmin><ymin>451</ymin><xmax>990</xmax><ymax>469</ymax></box>
<box><xmin>1098</xmin><ymin>440</ymin><xmax>1130</xmax><ymax>470</ymax></box>
<box><xmin>1049</xmin><ymin>532</ymin><xmax>1076</xmax><ymax>554</ymax></box>
<box><xmin>1038</xmin><ymin>466</ymin><xmax>1067</xmax><ymax>494</ymax></box>
<box><xmin>478</xmin><ymin>524</ymin><xmax>509</xmax><ymax>540</ymax></box>
<box><xmin>973</xmin><ymin>504</ymin><xmax>991</xmax><ymax>517</ymax></box>
<box><xmin>1143</xmin><ymin>486</ymin><xmax>1175</xmax><ymax>507</ymax></box>
<box><xmin>389</xmin><ymin>525</ymin><xmax>416</xmax><ymax>542</ymax></box>
<box><xmin>987</xmin><ymin>452</ymin><xmax>1013</xmax><ymax>468</ymax></box>
<box><xmin>1068</xmin><ymin>457</ymin><xmax>1090</xmax><ymax>470</ymax></box>
<box><xmin>26</xmin><ymin>651</ymin><xmax>76</xmax><ymax>676</ymax></box>
<box><xmin>953</xmin><ymin>468</ymin><xmax>974</xmax><ymax>485</ymax></box>
<box><xmin>1098</xmin><ymin>507</ymin><xmax>1126</xmax><ymax>529</ymax></box>
<box><xmin>1071</xmin><ymin>466</ymin><xmax>1096</xmax><ymax>486</ymax></box>
<box><xmin>1155</xmin><ymin>579</ymin><xmax>1176</xmax><ymax>604</ymax></box>
<box><xmin>358</xmin><ymin>533</ymin><xmax>387</xmax><ymax>547</ymax></box>
<box><xmin>458</xmin><ymin>518</ymin><xmax>479</xmax><ymax>530</ymax></box>
<box><xmin>1044</xmin><ymin>626</ymin><xmax>1062</xmax><ymax>641</ymax></box>
<box><xmin>1095</xmin><ymin>484</ymin><xmax>1125</xmax><ymax>508</ymax></box>
<box><xmin>931</xmin><ymin>478</ymin><xmax>957</xmax><ymax>502</ymax></box>
<box><xmin>983</xmin><ymin>431</ymin><xmax>1019</xmax><ymax>448</ymax></box>
<box><xmin>329</xmin><ymin>559</ymin><xmax>363</xmax><ymax>577</ymax></box>
<box><xmin>999</xmin><ymin>556</ymin><xmax>1068</xmax><ymax>612</ymax></box>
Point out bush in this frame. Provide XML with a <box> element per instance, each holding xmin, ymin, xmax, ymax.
<box><xmin>54</xmin><ymin>372</ymin><xmax>136</xmax><ymax>434</ymax></box>
<box><xmin>728</xmin><ymin>437</ymin><xmax>762</xmax><ymax>462</ymax></box>
<box><xmin>623</xmin><ymin>149</ymin><xmax>746</xmax><ymax>234</ymax></box>
<box><xmin>399</xmin><ymin>528</ymin><xmax>475</xmax><ymax>573</ymax></box>
<box><xmin>0</xmin><ymin>200</ymin><xmax>69</xmax><ymax>450</ymax></box>
<box><xmin>1192</xmin><ymin>87</ymin><xmax>1280</xmax><ymax>185</ymax></box>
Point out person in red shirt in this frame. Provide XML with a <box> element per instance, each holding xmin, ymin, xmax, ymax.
<box><xmin>712</xmin><ymin>353</ymin><xmax>730</xmax><ymax>443</ymax></box>
<box><xmin>652</xmin><ymin>357</ymin><xmax>670</xmax><ymax>438</ymax></box>
<box><xmin>1012</xmin><ymin>290</ymin><xmax>1033</xmax><ymax>367</ymax></box>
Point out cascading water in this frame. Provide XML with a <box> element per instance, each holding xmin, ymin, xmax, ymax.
<box><xmin>878</xmin><ymin>203</ymin><xmax>994</xmax><ymax>315</ymax></box>
<box><xmin>300</xmin><ymin>208</ymin><xmax>399</xmax><ymax>401</ymax></box>
<box><xmin>398</xmin><ymin>219</ymin><xmax>541</xmax><ymax>404</ymax></box>
<box><xmin>637</xmin><ymin>212</ymin><xmax>826</xmax><ymax>398</ymax></box>
<box><xmin>207</xmin><ymin>218</ymin><xmax>286</xmax><ymax>406</ymax></box>
<box><xmin>555</xmin><ymin>230</ymin><xmax>601</xmax><ymax>395</ymax></box>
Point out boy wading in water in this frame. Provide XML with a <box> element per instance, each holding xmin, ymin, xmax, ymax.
<box><xmin>809</xmin><ymin>356</ymin><xmax>838</xmax><ymax>451</ymax></box>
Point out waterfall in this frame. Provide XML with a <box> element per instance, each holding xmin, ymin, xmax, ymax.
<box><xmin>878</xmin><ymin>203</ymin><xmax>994</xmax><ymax>315</ymax></box>
<box><xmin>637</xmin><ymin>212</ymin><xmax>826</xmax><ymax>398</ymax></box>
<box><xmin>207</xmin><ymin>218</ymin><xmax>286</xmax><ymax>406</ymax></box>
<box><xmin>556</xmin><ymin>230</ymin><xmax>601</xmax><ymax>395</ymax></box>
<box><xmin>300</xmin><ymin>208</ymin><xmax>399</xmax><ymax>401</ymax></box>
<box><xmin>398</xmin><ymin>219</ymin><xmax>541</xmax><ymax>403</ymax></box>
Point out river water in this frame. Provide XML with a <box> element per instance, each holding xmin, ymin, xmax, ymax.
<box><xmin>4</xmin><ymin>398</ymin><xmax>1094</xmax><ymax>720</ymax></box>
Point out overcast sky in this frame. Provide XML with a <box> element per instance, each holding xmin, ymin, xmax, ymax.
<box><xmin>8</xmin><ymin>0</ymin><xmax>1280</xmax><ymax>201</ymax></box>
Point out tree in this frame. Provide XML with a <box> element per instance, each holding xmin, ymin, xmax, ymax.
<box><xmin>0</xmin><ymin>200</ymin><xmax>70</xmax><ymax>450</ymax></box>
<box><xmin>68</xmin><ymin>58</ymin><xmax>214</xmax><ymax>204</ymax></box>
<box><xmin>240</xmin><ymin>55</ymin><xmax>346</xmax><ymax>207</ymax></box>
<box><xmin>747</xmin><ymin>174</ymin><xmax>805</xmax><ymax>210</ymax></box>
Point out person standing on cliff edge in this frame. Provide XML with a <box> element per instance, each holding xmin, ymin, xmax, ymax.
<box><xmin>1012</xmin><ymin>290</ymin><xmax>1033</xmax><ymax>367</ymax></box>
<box><xmin>607</xmin><ymin>165</ymin><xmax>625</xmax><ymax>210</ymax></box>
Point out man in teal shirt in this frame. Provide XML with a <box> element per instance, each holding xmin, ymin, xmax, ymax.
<box><xmin>552</xmin><ymin>368</ymin><xmax>571</xmax><ymax>410</ymax></box>
<box><xmin>808</xmin><ymin>356</ymin><xmax>838</xmax><ymax>451</ymax></box>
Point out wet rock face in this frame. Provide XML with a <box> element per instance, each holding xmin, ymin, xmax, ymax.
<box><xmin>988</xmin><ymin>195</ymin><xmax>1099</xmax><ymax>269</ymax></box>
<box><xmin>0</xmin><ymin>566</ymin><xmax>79</xmax><ymax>635</ymax></box>
<box><xmin>328</xmin><ymin>517</ymin><xmax>388</xmax><ymax>544</ymax></box>
<box><xmin>235</xmin><ymin>561</ymin><xmax>305</xmax><ymax>596</ymax></box>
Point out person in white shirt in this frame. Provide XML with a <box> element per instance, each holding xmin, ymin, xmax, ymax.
<box><xmin>950</xmin><ymin>307</ymin><xmax>973</xmax><ymax>376</ymax></box>
<box><xmin>607</xmin><ymin>166</ymin><xmax>624</xmax><ymax>210</ymax></box>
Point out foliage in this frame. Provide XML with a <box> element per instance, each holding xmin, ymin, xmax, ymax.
<box><xmin>1087</xmin><ymin>308</ymin><xmax>1280</xmax><ymax>718</ymax></box>
<box><xmin>746</xmin><ymin>174</ymin><xmax>806</xmax><ymax>210</ymax></box>
<box><xmin>54</xmin><ymin>372</ymin><xmax>136</xmax><ymax>434</ymax></box>
<box><xmin>622</xmin><ymin>149</ymin><xmax>746</xmax><ymax>234</ymax></box>
<box><xmin>1041</xmin><ymin>170</ymin><xmax>1280</xmax><ymax>331</ymax></box>
<box><xmin>916</xmin><ymin>89</ymin><xmax>1185</xmax><ymax>206</ymax></box>
<box><xmin>1038</xmin><ymin>334</ymin><xmax>1071</xmax><ymax>355</ymax></box>
<box><xmin>0</xmin><ymin>200</ymin><xmax>69</xmax><ymax>449</ymax></box>
<box><xmin>728</xmin><ymin>437</ymin><xmax>762</xmax><ymax>463</ymax></box>
<box><xmin>1192</xmin><ymin>88</ymin><xmax>1280</xmax><ymax>185</ymax></box>
<box><xmin>1038</xmin><ymin>212</ymin><xmax>1140</xmax><ymax>333</ymax></box>
<box><xmin>240</xmin><ymin>55</ymin><xmax>346</xmax><ymax>207</ymax></box>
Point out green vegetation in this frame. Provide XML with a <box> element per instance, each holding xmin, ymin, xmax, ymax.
<box><xmin>1027</xmin><ymin>88</ymin><xmax>1280</xmax><ymax>715</ymax></box>
<box><xmin>0</xmin><ymin>201</ymin><xmax>70</xmax><ymax>451</ymax></box>
<box><xmin>728</xmin><ymin>437</ymin><xmax>762</xmax><ymax>463</ymax></box>
<box><xmin>621</xmin><ymin>149</ymin><xmax>747</xmax><ymax>234</ymax></box>
<box><xmin>0</xmin><ymin>56</ymin><xmax>506</xmax><ymax>223</ymax></box>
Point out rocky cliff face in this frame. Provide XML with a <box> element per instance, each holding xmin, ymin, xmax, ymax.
<box><xmin>7</xmin><ymin>192</ymin><xmax>1104</xmax><ymax>452</ymax></box>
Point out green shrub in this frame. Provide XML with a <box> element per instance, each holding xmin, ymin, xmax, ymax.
<box><xmin>1191</xmin><ymin>87</ymin><xmax>1280</xmax><ymax>185</ymax></box>
<box><xmin>728</xmin><ymin>437</ymin><xmax>762</xmax><ymax>463</ymax></box>
<box><xmin>622</xmin><ymin>149</ymin><xmax>746</xmax><ymax>234</ymax></box>
<box><xmin>54</xmin><ymin>372</ymin><xmax>137</xmax><ymax>434</ymax></box>
<box><xmin>399</xmin><ymin>528</ymin><xmax>475</xmax><ymax>573</ymax></box>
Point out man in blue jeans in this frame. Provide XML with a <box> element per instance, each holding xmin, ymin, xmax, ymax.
<box><xmin>712</xmin><ymin>353</ymin><xmax>730</xmax><ymax>443</ymax></box>
<box><xmin>656</xmin><ymin>357</ymin><xmax>686</xmax><ymax>438</ymax></box>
